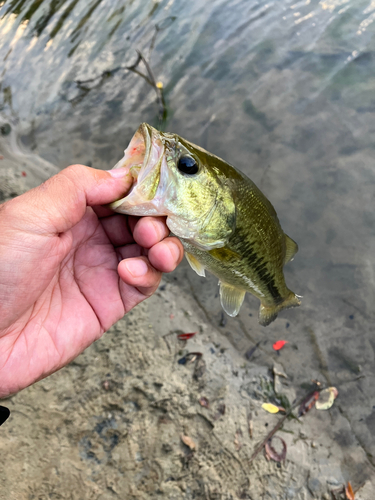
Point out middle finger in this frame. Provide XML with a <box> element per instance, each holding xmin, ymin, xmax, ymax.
<box><xmin>132</xmin><ymin>216</ymin><xmax>170</xmax><ymax>249</ymax></box>
<box><xmin>99</xmin><ymin>213</ymin><xmax>135</xmax><ymax>247</ymax></box>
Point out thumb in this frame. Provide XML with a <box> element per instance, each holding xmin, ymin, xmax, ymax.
<box><xmin>6</xmin><ymin>164</ymin><xmax>132</xmax><ymax>234</ymax></box>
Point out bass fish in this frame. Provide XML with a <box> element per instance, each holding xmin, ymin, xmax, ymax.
<box><xmin>110</xmin><ymin>123</ymin><xmax>300</xmax><ymax>326</ymax></box>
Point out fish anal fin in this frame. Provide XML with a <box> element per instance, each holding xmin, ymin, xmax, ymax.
<box><xmin>185</xmin><ymin>252</ymin><xmax>206</xmax><ymax>277</ymax></box>
<box><xmin>259</xmin><ymin>292</ymin><xmax>301</xmax><ymax>327</ymax></box>
<box><xmin>219</xmin><ymin>282</ymin><xmax>246</xmax><ymax>317</ymax></box>
<box><xmin>284</xmin><ymin>235</ymin><xmax>298</xmax><ymax>264</ymax></box>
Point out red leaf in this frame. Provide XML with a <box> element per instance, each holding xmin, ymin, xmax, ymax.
<box><xmin>298</xmin><ymin>391</ymin><xmax>319</xmax><ymax>417</ymax></box>
<box><xmin>273</xmin><ymin>340</ymin><xmax>288</xmax><ymax>351</ymax></box>
<box><xmin>265</xmin><ymin>436</ymin><xmax>287</xmax><ymax>462</ymax></box>
<box><xmin>177</xmin><ymin>332</ymin><xmax>197</xmax><ymax>341</ymax></box>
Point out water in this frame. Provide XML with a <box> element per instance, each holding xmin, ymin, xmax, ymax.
<box><xmin>1</xmin><ymin>0</ymin><xmax>375</xmax><ymax>488</ymax></box>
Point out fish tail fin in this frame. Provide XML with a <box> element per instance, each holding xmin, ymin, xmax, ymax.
<box><xmin>259</xmin><ymin>291</ymin><xmax>301</xmax><ymax>327</ymax></box>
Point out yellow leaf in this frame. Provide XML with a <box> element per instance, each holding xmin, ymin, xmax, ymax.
<box><xmin>262</xmin><ymin>403</ymin><xmax>280</xmax><ymax>414</ymax></box>
<box><xmin>316</xmin><ymin>387</ymin><xmax>338</xmax><ymax>410</ymax></box>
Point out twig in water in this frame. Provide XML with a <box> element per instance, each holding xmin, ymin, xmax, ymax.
<box><xmin>74</xmin><ymin>50</ymin><xmax>167</xmax><ymax>128</ymax></box>
<box><xmin>248</xmin><ymin>411</ymin><xmax>253</xmax><ymax>439</ymax></box>
<box><xmin>73</xmin><ymin>16</ymin><xmax>175</xmax><ymax>127</ymax></box>
<box><xmin>250</xmin><ymin>374</ymin><xmax>366</xmax><ymax>464</ymax></box>
<box><xmin>130</xmin><ymin>50</ymin><xmax>167</xmax><ymax>127</ymax></box>
<box><xmin>248</xmin><ymin>384</ymin><xmax>320</xmax><ymax>464</ymax></box>
<box><xmin>148</xmin><ymin>16</ymin><xmax>176</xmax><ymax>58</ymax></box>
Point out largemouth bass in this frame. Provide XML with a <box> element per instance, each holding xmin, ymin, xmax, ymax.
<box><xmin>110</xmin><ymin>123</ymin><xmax>300</xmax><ymax>326</ymax></box>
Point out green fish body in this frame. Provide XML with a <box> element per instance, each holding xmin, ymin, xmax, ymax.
<box><xmin>110</xmin><ymin>123</ymin><xmax>300</xmax><ymax>326</ymax></box>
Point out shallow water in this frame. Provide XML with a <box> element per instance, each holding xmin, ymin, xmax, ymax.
<box><xmin>1</xmin><ymin>0</ymin><xmax>375</xmax><ymax>489</ymax></box>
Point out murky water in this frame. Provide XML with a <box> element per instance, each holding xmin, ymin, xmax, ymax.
<box><xmin>1</xmin><ymin>0</ymin><xmax>375</xmax><ymax>486</ymax></box>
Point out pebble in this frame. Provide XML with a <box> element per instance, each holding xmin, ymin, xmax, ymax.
<box><xmin>326</xmin><ymin>478</ymin><xmax>341</xmax><ymax>486</ymax></box>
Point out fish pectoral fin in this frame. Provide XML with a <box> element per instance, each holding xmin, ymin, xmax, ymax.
<box><xmin>259</xmin><ymin>292</ymin><xmax>301</xmax><ymax>327</ymax></box>
<box><xmin>284</xmin><ymin>235</ymin><xmax>298</xmax><ymax>264</ymax></box>
<box><xmin>185</xmin><ymin>252</ymin><xmax>206</xmax><ymax>277</ymax></box>
<box><xmin>219</xmin><ymin>282</ymin><xmax>246</xmax><ymax>317</ymax></box>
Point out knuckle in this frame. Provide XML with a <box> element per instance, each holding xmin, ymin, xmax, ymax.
<box><xmin>64</xmin><ymin>164</ymin><xmax>87</xmax><ymax>180</ymax></box>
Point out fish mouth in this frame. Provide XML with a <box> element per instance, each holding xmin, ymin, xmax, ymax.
<box><xmin>109</xmin><ymin>123</ymin><xmax>166</xmax><ymax>215</ymax></box>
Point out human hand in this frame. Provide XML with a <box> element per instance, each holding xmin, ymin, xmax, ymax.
<box><xmin>0</xmin><ymin>165</ymin><xmax>183</xmax><ymax>398</ymax></box>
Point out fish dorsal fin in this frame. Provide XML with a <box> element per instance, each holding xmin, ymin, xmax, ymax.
<box><xmin>185</xmin><ymin>252</ymin><xmax>206</xmax><ymax>277</ymax></box>
<box><xmin>219</xmin><ymin>282</ymin><xmax>246</xmax><ymax>317</ymax></box>
<box><xmin>284</xmin><ymin>234</ymin><xmax>298</xmax><ymax>264</ymax></box>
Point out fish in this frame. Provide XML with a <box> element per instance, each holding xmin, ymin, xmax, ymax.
<box><xmin>109</xmin><ymin>123</ymin><xmax>300</xmax><ymax>326</ymax></box>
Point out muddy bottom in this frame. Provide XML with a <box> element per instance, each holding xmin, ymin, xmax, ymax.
<box><xmin>0</xmin><ymin>282</ymin><xmax>374</xmax><ymax>499</ymax></box>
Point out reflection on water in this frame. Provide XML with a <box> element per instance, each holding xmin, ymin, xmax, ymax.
<box><xmin>1</xmin><ymin>0</ymin><xmax>375</xmax><ymax>480</ymax></box>
<box><xmin>0</xmin><ymin>0</ymin><xmax>374</xmax><ymax>152</ymax></box>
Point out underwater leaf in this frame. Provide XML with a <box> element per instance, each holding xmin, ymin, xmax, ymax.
<box><xmin>177</xmin><ymin>332</ymin><xmax>197</xmax><ymax>341</ymax></box>
<box><xmin>273</xmin><ymin>340</ymin><xmax>288</xmax><ymax>351</ymax></box>
<box><xmin>315</xmin><ymin>387</ymin><xmax>338</xmax><ymax>410</ymax></box>
<box><xmin>265</xmin><ymin>436</ymin><xmax>287</xmax><ymax>462</ymax></box>
<box><xmin>262</xmin><ymin>403</ymin><xmax>280</xmax><ymax>414</ymax></box>
<box><xmin>181</xmin><ymin>435</ymin><xmax>196</xmax><ymax>450</ymax></box>
<box><xmin>345</xmin><ymin>481</ymin><xmax>355</xmax><ymax>500</ymax></box>
<box><xmin>198</xmin><ymin>397</ymin><xmax>209</xmax><ymax>408</ymax></box>
<box><xmin>298</xmin><ymin>391</ymin><xmax>320</xmax><ymax>417</ymax></box>
<box><xmin>273</xmin><ymin>363</ymin><xmax>288</xmax><ymax>378</ymax></box>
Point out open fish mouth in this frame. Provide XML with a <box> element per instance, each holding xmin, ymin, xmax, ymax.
<box><xmin>109</xmin><ymin>123</ymin><xmax>166</xmax><ymax>215</ymax></box>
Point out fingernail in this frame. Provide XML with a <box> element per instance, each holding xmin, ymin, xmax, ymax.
<box><xmin>124</xmin><ymin>259</ymin><xmax>148</xmax><ymax>277</ymax></box>
<box><xmin>168</xmin><ymin>242</ymin><xmax>181</xmax><ymax>263</ymax></box>
<box><xmin>151</xmin><ymin>219</ymin><xmax>168</xmax><ymax>240</ymax></box>
<box><xmin>107</xmin><ymin>168</ymin><xmax>128</xmax><ymax>178</ymax></box>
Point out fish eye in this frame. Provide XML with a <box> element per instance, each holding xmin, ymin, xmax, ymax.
<box><xmin>177</xmin><ymin>156</ymin><xmax>199</xmax><ymax>175</ymax></box>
